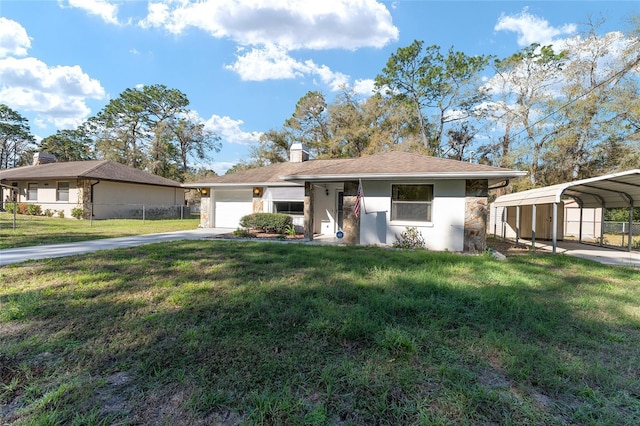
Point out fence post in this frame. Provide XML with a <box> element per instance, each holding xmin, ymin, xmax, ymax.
<box><xmin>142</xmin><ymin>204</ymin><xmax>145</xmax><ymax>223</ymax></box>
<box><xmin>13</xmin><ymin>201</ymin><xmax>17</xmax><ymax>230</ymax></box>
<box><xmin>180</xmin><ymin>204</ymin><xmax>184</xmax><ymax>220</ymax></box>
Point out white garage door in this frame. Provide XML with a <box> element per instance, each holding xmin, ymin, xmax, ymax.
<box><xmin>214</xmin><ymin>189</ymin><xmax>253</xmax><ymax>228</ymax></box>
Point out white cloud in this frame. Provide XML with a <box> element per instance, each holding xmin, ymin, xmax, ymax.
<box><xmin>139</xmin><ymin>0</ymin><xmax>398</xmax><ymax>50</ymax></box>
<box><xmin>495</xmin><ymin>9</ymin><xmax>576</xmax><ymax>47</ymax></box>
<box><xmin>62</xmin><ymin>0</ymin><xmax>120</xmax><ymax>25</ymax></box>
<box><xmin>203</xmin><ymin>114</ymin><xmax>263</xmax><ymax>146</ymax></box>
<box><xmin>352</xmin><ymin>79</ymin><xmax>376</xmax><ymax>96</ymax></box>
<box><xmin>0</xmin><ymin>56</ymin><xmax>106</xmax><ymax>128</ymax></box>
<box><xmin>226</xmin><ymin>44</ymin><xmax>354</xmax><ymax>93</ymax></box>
<box><xmin>0</xmin><ymin>18</ymin><xmax>31</xmax><ymax>58</ymax></box>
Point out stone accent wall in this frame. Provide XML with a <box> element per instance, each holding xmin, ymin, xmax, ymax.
<box><xmin>342</xmin><ymin>181</ymin><xmax>360</xmax><ymax>245</ymax></box>
<box><xmin>78</xmin><ymin>179</ymin><xmax>91</xmax><ymax>219</ymax></box>
<box><xmin>464</xmin><ymin>179</ymin><xmax>488</xmax><ymax>252</ymax></box>
<box><xmin>252</xmin><ymin>198</ymin><xmax>263</xmax><ymax>213</ymax></box>
<box><xmin>200</xmin><ymin>196</ymin><xmax>211</xmax><ymax>228</ymax></box>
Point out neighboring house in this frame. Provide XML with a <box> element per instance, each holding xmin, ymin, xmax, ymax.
<box><xmin>0</xmin><ymin>154</ymin><xmax>185</xmax><ymax>219</ymax></box>
<box><xmin>185</xmin><ymin>144</ymin><xmax>526</xmax><ymax>251</ymax></box>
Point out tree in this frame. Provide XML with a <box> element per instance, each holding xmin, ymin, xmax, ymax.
<box><xmin>167</xmin><ymin>117</ymin><xmax>221</xmax><ymax>179</ymax></box>
<box><xmin>39</xmin><ymin>127</ymin><xmax>95</xmax><ymax>162</ymax></box>
<box><xmin>91</xmin><ymin>84</ymin><xmax>190</xmax><ymax>173</ymax></box>
<box><xmin>482</xmin><ymin>44</ymin><xmax>566</xmax><ymax>183</ymax></box>
<box><xmin>0</xmin><ymin>104</ymin><xmax>35</xmax><ymax>169</ymax></box>
<box><xmin>542</xmin><ymin>23</ymin><xmax>640</xmax><ymax>183</ymax></box>
<box><xmin>375</xmin><ymin>41</ymin><xmax>492</xmax><ymax>155</ymax></box>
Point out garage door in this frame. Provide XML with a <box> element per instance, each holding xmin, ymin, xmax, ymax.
<box><xmin>214</xmin><ymin>189</ymin><xmax>253</xmax><ymax>228</ymax></box>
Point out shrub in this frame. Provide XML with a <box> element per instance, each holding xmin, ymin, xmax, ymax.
<box><xmin>58</xmin><ymin>210</ymin><xmax>65</xmax><ymax>218</ymax></box>
<box><xmin>26</xmin><ymin>204</ymin><xmax>42</xmax><ymax>216</ymax></box>
<box><xmin>393</xmin><ymin>226</ymin><xmax>426</xmax><ymax>249</ymax></box>
<box><xmin>239</xmin><ymin>213</ymin><xmax>293</xmax><ymax>234</ymax></box>
<box><xmin>44</xmin><ymin>209</ymin><xmax>54</xmax><ymax>217</ymax></box>
<box><xmin>71</xmin><ymin>207</ymin><xmax>83</xmax><ymax>220</ymax></box>
<box><xmin>5</xmin><ymin>202</ymin><xmax>16</xmax><ymax>214</ymax></box>
<box><xmin>17</xmin><ymin>203</ymin><xmax>28</xmax><ymax>215</ymax></box>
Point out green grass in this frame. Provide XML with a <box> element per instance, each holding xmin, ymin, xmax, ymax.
<box><xmin>0</xmin><ymin>212</ymin><xmax>199</xmax><ymax>249</ymax></box>
<box><xmin>1</xmin><ymin>241</ymin><xmax>639</xmax><ymax>425</ymax></box>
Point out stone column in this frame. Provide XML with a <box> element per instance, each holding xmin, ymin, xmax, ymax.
<box><xmin>304</xmin><ymin>182</ymin><xmax>314</xmax><ymax>241</ymax></box>
<box><xmin>78</xmin><ymin>179</ymin><xmax>91</xmax><ymax>219</ymax></box>
<box><xmin>342</xmin><ymin>181</ymin><xmax>360</xmax><ymax>245</ymax></box>
<box><xmin>464</xmin><ymin>179</ymin><xmax>488</xmax><ymax>252</ymax></box>
<box><xmin>252</xmin><ymin>187</ymin><xmax>264</xmax><ymax>213</ymax></box>
<box><xmin>200</xmin><ymin>193</ymin><xmax>211</xmax><ymax>228</ymax></box>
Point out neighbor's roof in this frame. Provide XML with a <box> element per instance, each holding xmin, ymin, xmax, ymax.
<box><xmin>493</xmin><ymin>169</ymin><xmax>640</xmax><ymax>209</ymax></box>
<box><xmin>186</xmin><ymin>151</ymin><xmax>525</xmax><ymax>187</ymax></box>
<box><xmin>0</xmin><ymin>160</ymin><xmax>183</xmax><ymax>188</ymax></box>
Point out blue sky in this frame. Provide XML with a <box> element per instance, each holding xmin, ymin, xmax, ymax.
<box><xmin>1</xmin><ymin>0</ymin><xmax>637</xmax><ymax>174</ymax></box>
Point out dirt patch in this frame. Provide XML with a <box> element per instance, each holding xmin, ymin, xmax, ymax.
<box><xmin>486</xmin><ymin>237</ymin><xmax>533</xmax><ymax>257</ymax></box>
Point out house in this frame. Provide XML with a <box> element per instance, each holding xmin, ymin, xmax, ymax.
<box><xmin>0</xmin><ymin>155</ymin><xmax>185</xmax><ymax>219</ymax></box>
<box><xmin>185</xmin><ymin>144</ymin><xmax>526</xmax><ymax>251</ymax></box>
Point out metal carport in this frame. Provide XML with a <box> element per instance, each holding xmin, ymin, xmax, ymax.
<box><xmin>493</xmin><ymin>169</ymin><xmax>640</xmax><ymax>253</ymax></box>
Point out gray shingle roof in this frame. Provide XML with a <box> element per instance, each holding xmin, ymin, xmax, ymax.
<box><xmin>186</xmin><ymin>151</ymin><xmax>525</xmax><ymax>187</ymax></box>
<box><xmin>0</xmin><ymin>160</ymin><xmax>183</xmax><ymax>187</ymax></box>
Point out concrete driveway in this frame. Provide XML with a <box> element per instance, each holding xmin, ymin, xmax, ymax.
<box><xmin>524</xmin><ymin>240</ymin><xmax>640</xmax><ymax>268</ymax></box>
<box><xmin>0</xmin><ymin>228</ymin><xmax>234</xmax><ymax>266</ymax></box>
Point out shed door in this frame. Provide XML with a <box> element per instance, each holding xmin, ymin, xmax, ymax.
<box><xmin>214</xmin><ymin>189</ymin><xmax>253</xmax><ymax>228</ymax></box>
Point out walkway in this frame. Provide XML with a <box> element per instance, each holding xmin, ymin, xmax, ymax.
<box><xmin>0</xmin><ymin>228</ymin><xmax>234</xmax><ymax>266</ymax></box>
<box><xmin>518</xmin><ymin>239</ymin><xmax>640</xmax><ymax>268</ymax></box>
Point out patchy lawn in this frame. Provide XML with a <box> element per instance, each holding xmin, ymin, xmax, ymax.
<box><xmin>0</xmin><ymin>213</ymin><xmax>199</xmax><ymax>249</ymax></box>
<box><xmin>1</xmin><ymin>241</ymin><xmax>639</xmax><ymax>425</ymax></box>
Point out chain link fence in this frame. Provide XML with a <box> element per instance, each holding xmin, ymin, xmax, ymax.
<box><xmin>1</xmin><ymin>201</ymin><xmax>200</xmax><ymax>228</ymax></box>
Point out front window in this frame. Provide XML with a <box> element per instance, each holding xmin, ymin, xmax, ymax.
<box><xmin>273</xmin><ymin>201</ymin><xmax>304</xmax><ymax>215</ymax></box>
<box><xmin>27</xmin><ymin>183</ymin><xmax>38</xmax><ymax>201</ymax></box>
<box><xmin>57</xmin><ymin>182</ymin><xmax>69</xmax><ymax>202</ymax></box>
<box><xmin>391</xmin><ymin>184</ymin><xmax>433</xmax><ymax>222</ymax></box>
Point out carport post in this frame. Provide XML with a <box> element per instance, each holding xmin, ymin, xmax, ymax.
<box><xmin>531</xmin><ymin>204</ymin><xmax>536</xmax><ymax>248</ymax></box>
<box><xmin>599</xmin><ymin>207</ymin><xmax>605</xmax><ymax>246</ymax></box>
<box><xmin>578</xmin><ymin>207</ymin><xmax>583</xmax><ymax>243</ymax></box>
<box><xmin>552</xmin><ymin>202</ymin><xmax>558</xmax><ymax>254</ymax></box>
<box><xmin>515</xmin><ymin>205</ymin><xmax>520</xmax><ymax>245</ymax></box>
<box><xmin>628</xmin><ymin>204</ymin><xmax>634</xmax><ymax>252</ymax></box>
<box><xmin>493</xmin><ymin>205</ymin><xmax>497</xmax><ymax>238</ymax></box>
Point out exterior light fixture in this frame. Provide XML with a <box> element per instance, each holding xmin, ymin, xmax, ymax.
<box><xmin>200</xmin><ymin>188</ymin><xmax>209</xmax><ymax>196</ymax></box>
<box><xmin>253</xmin><ymin>187</ymin><xmax>263</xmax><ymax>197</ymax></box>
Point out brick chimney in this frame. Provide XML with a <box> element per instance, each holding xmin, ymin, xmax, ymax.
<box><xmin>289</xmin><ymin>143</ymin><xmax>309</xmax><ymax>163</ymax></box>
<box><xmin>33</xmin><ymin>153</ymin><xmax>57</xmax><ymax>165</ymax></box>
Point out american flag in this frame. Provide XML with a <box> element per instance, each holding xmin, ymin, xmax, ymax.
<box><xmin>354</xmin><ymin>181</ymin><xmax>363</xmax><ymax>217</ymax></box>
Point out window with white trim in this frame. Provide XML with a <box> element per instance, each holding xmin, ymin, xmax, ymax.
<box><xmin>27</xmin><ymin>183</ymin><xmax>38</xmax><ymax>201</ymax></box>
<box><xmin>57</xmin><ymin>182</ymin><xmax>69</xmax><ymax>202</ymax></box>
<box><xmin>391</xmin><ymin>184</ymin><xmax>433</xmax><ymax>222</ymax></box>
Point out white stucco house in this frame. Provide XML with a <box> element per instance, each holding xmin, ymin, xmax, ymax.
<box><xmin>0</xmin><ymin>155</ymin><xmax>185</xmax><ymax>219</ymax></box>
<box><xmin>185</xmin><ymin>145</ymin><xmax>526</xmax><ymax>252</ymax></box>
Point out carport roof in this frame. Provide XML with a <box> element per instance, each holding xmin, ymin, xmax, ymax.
<box><xmin>493</xmin><ymin>169</ymin><xmax>640</xmax><ymax>209</ymax></box>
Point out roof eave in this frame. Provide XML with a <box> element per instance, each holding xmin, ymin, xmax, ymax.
<box><xmin>182</xmin><ymin>181</ymin><xmax>303</xmax><ymax>188</ymax></box>
<box><xmin>280</xmin><ymin>171</ymin><xmax>527</xmax><ymax>182</ymax></box>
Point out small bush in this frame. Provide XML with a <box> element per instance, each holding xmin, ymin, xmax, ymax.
<box><xmin>17</xmin><ymin>203</ymin><xmax>28</xmax><ymax>215</ymax></box>
<box><xmin>233</xmin><ymin>228</ymin><xmax>254</xmax><ymax>238</ymax></box>
<box><xmin>58</xmin><ymin>210</ymin><xmax>65</xmax><ymax>218</ymax></box>
<box><xmin>5</xmin><ymin>202</ymin><xmax>16</xmax><ymax>214</ymax></box>
<box><xmin>44</xmin><ymin>209</ymin><xmax>54</xmax><ymax>217</ymax></box>
<box><xmin>239</xmin><ymin>213</ymin><xmax>293</xmax><ymax>234</ymax></box>
<box><xmin>26</xmin><ymin>204</ymin><xmax>42</xmax><ymax>216</ymax></box>
<box><xmin>71</xmin><ymin>207</ymin><xmax>83</xmax><ymax>220</ymax></box>
<box><xmin>393</xmin><ymin>226</ymin><xmax>426</xmax><ymax>249</ymax></box>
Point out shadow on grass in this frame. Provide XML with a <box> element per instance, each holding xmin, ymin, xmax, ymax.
<box><xmin>1</xmin><ymin>241</ymin><xmax>639</xmax><ymax>425</ymax></box>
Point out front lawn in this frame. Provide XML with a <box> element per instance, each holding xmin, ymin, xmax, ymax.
<box><xmin>0</xmin><ymin>212</ymin><xmax>199</xmax><ymax>249</ymax></box>
<box><xmin>1</xmin><ymin>241</ymin><xmax>639</xmax><ymax>425</ymax></box>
